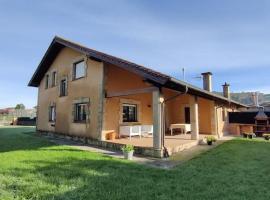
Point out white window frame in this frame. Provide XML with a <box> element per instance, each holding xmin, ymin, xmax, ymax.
<box><xmin>49</xmin><ymin>105</ymin><xmax>56</xmax><ymax>122</ymax></box>
<box><xmin>73</xmin><ymin>60</ymin><xmax>86</xmax><ymax>80</ymax></box>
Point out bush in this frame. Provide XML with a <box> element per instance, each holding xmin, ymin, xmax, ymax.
<box><xmin>206</xmin><ymin>136</ymin><xmax>216</xmax><ymax>143</ymax></box>
<box><xmin>121</xmin><ymin>144</ymin><xmax>134</xmax><ymax>152</ymax></box>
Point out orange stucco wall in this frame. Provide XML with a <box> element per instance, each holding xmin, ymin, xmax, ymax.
<box><xmin>102</xmin><ymin>64</ymin><xmax>153</xmax><ymax>138</ymax></box>
<box><xmin>37</xmin><ymin>47</ymin><xmax>104</xmax><ymax>139</ymax></box>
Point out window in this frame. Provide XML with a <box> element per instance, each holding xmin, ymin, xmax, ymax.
<box><xmin>73</xmin><ymin>60</ymin><xmax>85</xmax><ymax>80</ymax></box>
<box><xmin>74</xmin><ymin>103</ymin><xmax>88</xmax><ymax>122</ymax></box>
<box><xmin>60</xmin><ymin>79</ymin><xmax>67</xmax><ymax>96</ymax></box>
<box><xmin>51</xmin><ymin>71</ymin><xmax>57</xmax><ymax>87</ymax></box>
<box><xmin>122</xmin><ymin>104</ymin><xmax>138</xmax><ymax>122</ymax></box>
<box><xmin>49</xmin><ymin>105</ymin><xmax>56</xmax><ymax>122</ymax></box>
<box><xmin>45</xmin><ymin>74</ymin><xmax>49</xmax><ymax>89</ymax></box>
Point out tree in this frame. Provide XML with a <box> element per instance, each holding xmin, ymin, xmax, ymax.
<box><xmin>15</xmin><ymin>104</ymin><xmax>25</xmax><ymax>110</ymax></box>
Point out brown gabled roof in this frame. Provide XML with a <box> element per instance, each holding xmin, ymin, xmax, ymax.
<box><xmin>28</xmin><ymin>36</ymin><xmax>170</xmax><ymax>87</ymax></box>
<box><xmin>28</xmin><ymin>36</ymin><xmax>247</xmax><ymax>108</ymax></box>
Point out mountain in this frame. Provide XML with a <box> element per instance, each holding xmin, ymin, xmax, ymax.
<box><xmin>214</xmin><ymin>92</ymin><xmax>270</xmax><ymax>105</ymax></box>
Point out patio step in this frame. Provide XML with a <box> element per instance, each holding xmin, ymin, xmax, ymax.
<box><xmin>166</xmin><ymin>140</ymin><xmax>200</xmax><ymax>156</ymax></box>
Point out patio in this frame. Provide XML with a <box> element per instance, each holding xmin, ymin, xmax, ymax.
<box><xmin>106</xmin><ymin>133</ymin><xmax>210</xmax><ymax>155</ymax></box>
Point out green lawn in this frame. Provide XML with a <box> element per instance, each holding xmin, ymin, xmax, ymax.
<box><xmin>0</xmin><ymin>127</ymin><xmax>270</xmax><ymax>200</ymax></box>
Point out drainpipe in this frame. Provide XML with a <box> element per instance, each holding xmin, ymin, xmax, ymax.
<box><xmin>161</xmin><ymin>85</ymin><xmax>188</xmax><ymax>158</ymax></box>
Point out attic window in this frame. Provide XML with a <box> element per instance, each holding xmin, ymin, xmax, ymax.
<box><xmin>73</xmin><ymin>60</ymin><xmax>85</xmax><ymax>80</ymax></box>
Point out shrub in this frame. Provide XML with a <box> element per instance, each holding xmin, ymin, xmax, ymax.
<box><xmin>206</xmin><ymin>136</ymin><xmax>216</xmax><ymax>143</ymax></box>
<box><xmin>121</xmin><ymin>144</ymin><xmax>134</xmax><ymax>152</ymax></box>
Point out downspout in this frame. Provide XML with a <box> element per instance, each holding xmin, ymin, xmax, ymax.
<box><xmin>161</xmin><ymin>85</ymin><xmax>188</xmax><ymax>158</ymax></box>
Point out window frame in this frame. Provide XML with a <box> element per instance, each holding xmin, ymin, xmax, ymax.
<box><xmin>74</xmin><ymin>103</ymin><xmax>88</xmax><ymax>123</ymax></box>
<box><xmin>45</xmin><ymin>74</ymin><xmax>49</xmax><ymax>89</ymax></box>
<box><xmin>51</xmin><ymin>71</ymin><xmax>57</xmax><ymax>87</ymax></box>
<box><xmin>49</xmin><ymin>105</ymin><xmax>56</xmax><ymax>122</ymax></box>
<box><xmin>73</xmin><ymin>60</ymin><xmax>86</xmax><ymax>80</ymax></box>
<box><xmin>60</xmin><ymin>78</ymin><xmax>67</xmax><ymax>97</ymax></box>
<box><xmin>122</xmin><ymin>103</ymin><xmax>138</xmax><ymax>123</ymax></box>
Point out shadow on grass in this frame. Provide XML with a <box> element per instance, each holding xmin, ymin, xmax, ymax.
<box><xmin>0</xmin><ymin>126</ymin><xmax>54</xmax><ymax>152</ymax></box>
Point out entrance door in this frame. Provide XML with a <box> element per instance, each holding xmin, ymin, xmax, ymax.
<box><xmin>184</xmin><ymin>107</ymin><xmax>190</xmax><ymax>124</ymax></box>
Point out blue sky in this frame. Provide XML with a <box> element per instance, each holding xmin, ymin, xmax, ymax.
<box><xmin>1</xmin><ymin>0</ymin><xmax>270</xmax><ymax>108</ymax></box>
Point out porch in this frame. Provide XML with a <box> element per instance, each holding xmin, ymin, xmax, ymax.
<box><xmin>105</xmin><ymin>134</ymin><xmax>210</xmax><ymax>156</ymax></box>
<box><xmin>102</xmin><ymin>65</ymin><xmax>224</xmax><ymax>157</ymax></box>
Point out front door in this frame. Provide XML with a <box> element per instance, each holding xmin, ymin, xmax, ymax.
<box><xmin>184</xmin><ymin>107</ymin><xmax>190</xmax><ymax>124</ymax></box>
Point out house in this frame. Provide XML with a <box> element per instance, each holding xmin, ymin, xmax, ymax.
<box><xmin>28</xmin><ymin>36</ymin><xmax>247</xmax><ymax>157</ymax></box>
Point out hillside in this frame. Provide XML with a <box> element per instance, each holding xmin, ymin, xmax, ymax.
<box><xmin>214</xmin><ymin>92</ymin><xmax>270</xmax><ymax>105</ymax></box>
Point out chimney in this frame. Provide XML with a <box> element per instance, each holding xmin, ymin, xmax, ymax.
<box><xmin>222</xmin><ymin>82</ymin><xmax>230</xmax><ymax>99</ymax></box>
<box><xmin>201</xmin><ymin>72</ymin><xmax>212</xmax><ymax>92</ymax></box>
<box><xmin>252</xmin><ymin>92</ymin><xmax>259</xmax><ymax>107</ymax></box>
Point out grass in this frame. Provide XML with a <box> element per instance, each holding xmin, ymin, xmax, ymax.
<box><xmin>0</xmin><ymin>127</ymin><xmax>270</xmax><ymax>200</ymax></box>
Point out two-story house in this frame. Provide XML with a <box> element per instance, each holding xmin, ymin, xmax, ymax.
<box><xmin>29</xmin><ymin>36</ymin><xmax>247</xmax><ymax>157</ymax></box>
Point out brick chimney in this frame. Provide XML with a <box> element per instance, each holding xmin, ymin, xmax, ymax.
<box><xmin>201</xmin><ymin>72</ymin><xmax>212</xmax><ymax>92</ymax></box>
<box><xmin>222</xmin><ymin>82</ymin><xmax>230</xmax><ymax>99</ymax></box>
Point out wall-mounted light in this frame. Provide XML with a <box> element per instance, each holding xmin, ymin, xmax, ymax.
<box><xmin>159</xmin><ymin>97</ymin><xmax>165</xmax><ymax>103</ymax></box>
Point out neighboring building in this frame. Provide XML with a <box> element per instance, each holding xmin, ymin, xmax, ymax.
<box><xmin>28</xmin><ymin>36</ymin><xmax>247</xmax><ymax>157</ymax></box>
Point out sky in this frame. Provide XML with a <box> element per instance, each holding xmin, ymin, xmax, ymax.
<box><xmin>1</xmin><ymin>0</ymin><xmax>270</xmax><ymax>108</ymax></box>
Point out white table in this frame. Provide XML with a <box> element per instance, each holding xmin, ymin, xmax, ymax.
<box><xmin>170</xmin><ymin>124</ymin><xmax>191</xmax><ymax>135</ymax></box>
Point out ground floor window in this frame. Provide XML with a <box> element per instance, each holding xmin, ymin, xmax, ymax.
<box><xmin>122</xmin><ymin>104</ymin><xmax>138</xmax><ymax>122</ymax></box>
<box><xmin>49</xmin><ymin>105</ymin><xmax>56</xmax><ymax>122</ymax></box>
<box><xmin>74</xmin><ymin>103</ymin><xmax>88</xmax><ymax>122</ymax></box>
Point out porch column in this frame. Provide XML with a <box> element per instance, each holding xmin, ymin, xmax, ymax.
<box><xmin>210</xmin><ymin>101</ymin><xmax>217</xmax><ymax>135</ymax></box>
<box><xmin>190</xmin><ymin>96</ymin><xmax>199</xmax><ymax>140</ymax></box>
<box><xmin>152</xmin><ymin>89</ymin><xmax>163</xmax><ymax>157</ymax></box>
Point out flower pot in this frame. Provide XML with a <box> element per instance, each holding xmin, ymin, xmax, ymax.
<box><xmin>264</xmin><ymin>136</ymin><xmax>269</xmax><ymax>140</ymax></box>
<box><xmin>123</xmin><ymin>151</ymin><xmax>134</xmax><ymax>160</ymax></box>
<box><xmin>207</xmin><ymin>141</ymin><xmax>213</xmax><ymax>145</ymax></box>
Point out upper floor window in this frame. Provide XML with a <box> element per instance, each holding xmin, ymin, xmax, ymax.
<box><xmin>74</xmin><ymin>103</ymin><xmax>87</xmax><ymax>122</ymax></box>
<box><xmin>60</xmin><ymin>78</ymin><xmax>67</xmax><ymax>97</ymax></box>
<box><xmin>73</xmin><ymin>60</ymin><xmax>85</xmax><ymax>80</ymax></box>
<box><xmin>51</xmin><ymin>71</ymin><xmax>57</xmax><ymax>87</ymax></box>
<box><xmin>49</xmin><ymin>105</ymin><xmax>56</xmax><ymax>122</ymax></box>
<box><xmin>45</xmin><ymin>74</ymin><xmax>49</xmax><ymax>89</ymax></box>
<box><xmin>122</xmin><ymin>104</ymin><xmax>138</xmax><ymax>122</ymax></box>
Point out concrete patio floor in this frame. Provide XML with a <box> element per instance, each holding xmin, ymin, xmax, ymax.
<box><xmin>105</xmin><ymin>133</ymin><xmax>211</xmax><ymax>154</ymax></box>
